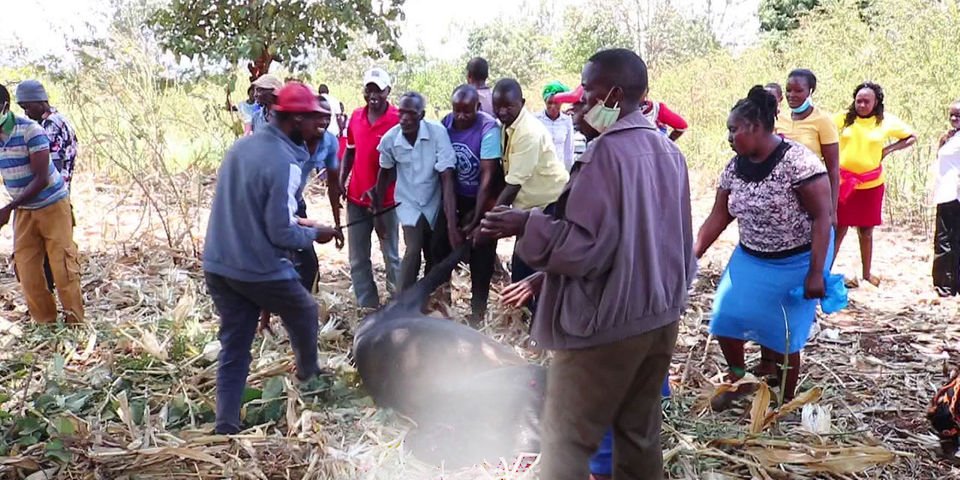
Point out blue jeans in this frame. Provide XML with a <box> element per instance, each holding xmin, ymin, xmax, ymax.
<box><xmin>346</xmin><ymin>202</ymin><xmax>400</xmax><ymax>308</ymax></box>
<box><xmin>204</xmin><ymin>272</ymin><xmax>320</xmax><ymax>434</ymax></box>
<box><xmin>588</xmin><ymin>377</ymin><xmax>672</xmax><ymax>476</ymax></box>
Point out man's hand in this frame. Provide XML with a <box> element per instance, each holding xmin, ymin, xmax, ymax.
<box><xmin>339</xmin><ymin>176</ymin><xmax>349</xmax><ymax>200</ymax></box>
<box><xmin>479</xmin><ymin>206</ymin><xmax>529</xmax><ymax>240</ymax></box>
<box><xmin>501</xmin><ymin>273</ymin><xmax>544</xmax><ymax>308</ymax></box>
<box><xmin>0</xmin><ymin>206</ymin><xmax>11</xmax><ymax>229</ymax></box>
<box><xmin>298</xmin><ymin>218</ymin><xmax>344</xmax><ymax>246</ymax></box>
<box><xmin>363</xmin><ymin>188</ymin><xmax>379</xmax><ymax>213</ymax></box>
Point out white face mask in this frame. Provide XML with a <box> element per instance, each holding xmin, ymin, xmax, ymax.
<box><xmin>584</xmin><ymin>88</ymin><xmax>621</xmax><ymax>134</ymax></box>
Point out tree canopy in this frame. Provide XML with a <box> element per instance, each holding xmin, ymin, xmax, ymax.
<box><xmin>149</xmin><ymin>0</ymin><xmax>406</xmax><ymax>79</ymax></box>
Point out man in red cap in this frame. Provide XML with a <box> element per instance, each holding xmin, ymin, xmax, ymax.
<box><xmin>203</xmin><ymin>81</ymin><xmax>342</xmax><ymax>434</ymax></box>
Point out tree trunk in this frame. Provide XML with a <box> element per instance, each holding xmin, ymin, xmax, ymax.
<box><xmin>247</xmin><ymin>49</ymin><xmax>275</xmax><ymax>82</ymax></box>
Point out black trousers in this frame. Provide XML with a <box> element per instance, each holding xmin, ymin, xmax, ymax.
<box><xmin>204</xmin><ymin>272</ymin><xmax>319</xmax><ymax>434</ymax></box>
<box><xmin>432</xmin><ymin>195</ymin><xmax>498</xmax><ymax>317</ymax></box>
<box><xmin>293</xmin><ymin>199</ymin><xmax>320</xmax><ymax>293</ymax></box>
<box><xmin>934</xmin><ymin>200</ymin><xmax>960</xmax><ymax>296</ymax></box>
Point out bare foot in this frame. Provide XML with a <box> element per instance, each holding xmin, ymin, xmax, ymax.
<box><xmin>864</xmin><ymin>274</ymin><xmax>881</xmax><ymax>287</ymax></box>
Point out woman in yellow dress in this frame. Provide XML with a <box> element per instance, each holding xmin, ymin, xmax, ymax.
<box><xmin>833</xmin><ymin>82</ymin><xmax>917</xmax><ymax>287</ymax></box>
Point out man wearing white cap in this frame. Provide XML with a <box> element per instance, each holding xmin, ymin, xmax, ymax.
<box><xmin>250</xmin><ymin>74</ymin><xmax>284</xmax><ymax>133</ymax></box>
<box><xmin>339</xmin><ymin>68</ymin><xmax>401</xmax><ymax>308</ymax></box>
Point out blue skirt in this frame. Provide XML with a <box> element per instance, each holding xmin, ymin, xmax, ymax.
<box><xmin>709</xmin><ymin>232</ymin><xmax>835</xmax><ymax>354</ymax></box>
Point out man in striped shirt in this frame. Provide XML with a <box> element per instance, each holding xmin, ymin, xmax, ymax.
<box><xmin>0</xmin><ymin>84</ymin><xmax>83</xmax><ymax>324</ymax></box>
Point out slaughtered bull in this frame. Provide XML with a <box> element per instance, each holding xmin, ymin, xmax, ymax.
<box><xmin>353</xmin><ymin>245</ymin><xmax>546</xmax><ymax>467</ymax></box>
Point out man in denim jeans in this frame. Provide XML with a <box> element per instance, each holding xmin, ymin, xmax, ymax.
<box><xmin>203</xmin><ymin>82</ymin><xmax>341</xmax><ymax>434</ymax></box>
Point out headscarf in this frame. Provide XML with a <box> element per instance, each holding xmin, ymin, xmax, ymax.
<box><xmin>542</xmin><ymin>81</ymin><xmax>570</xmax><ymax>102</ymax></box>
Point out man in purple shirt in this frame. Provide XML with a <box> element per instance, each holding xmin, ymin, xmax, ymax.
<box><xmin>433</xmin><ymin>85</ymin><xmax>504</xmax><ymax>326</ymax></box>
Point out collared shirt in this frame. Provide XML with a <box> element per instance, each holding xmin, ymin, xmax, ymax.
<box><xmin>502</xmin><ymin>108</ymin><xmax>569</xmax><ymax>209</ymax></box>
<box><xmin>0</xmin><ymin>114</ymin><xmax>67</xmax><ymax>210</ymax></box>
<box><xmin>346</xmin><ymin>104</ymin><xmax>400</xmax><ymax>208</ymax></box>
<box><xmin>40</xmin><ymin>108</ymin><xmax>78</xmax><ymax>183</ymax></box>
<box><xmin>535</xmin><ymin>110</ymin><xmax>575</xmax><ymax>170</ymax></box>
<box><xmin>378</xmin><ymin>120</ymin><xmax>456</xmax><ymax>227</ymax></box>
<box><xmin>517</xmin><ymin>111</ymin><xmax>696</xmax><ymax>350</ymax></box>
<box><xmin>297</xmin><ymin>131</ymin><xmax>340</xmax><ymax>200</ymax></box>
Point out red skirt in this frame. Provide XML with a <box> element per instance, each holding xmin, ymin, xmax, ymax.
<box><xmin>837</xmin><ymin>184</ymin><xmax>884</xmax><ymax>227</ymax></box>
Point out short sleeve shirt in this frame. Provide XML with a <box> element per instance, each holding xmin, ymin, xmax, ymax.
<box><xmin>719</xmin><ymin>140</ymin><xmax>827</xmax><ymax>252</ymax></box>
<box><xmin>0</xmin><ymin>115</ymin><xmax>67</xmax><ymax>210</ymax></box>
<box><xmin>378</xmin><ymin>120</ymin><xmax>456</xmax><ymax>227</ymax></box>
<box><xmin>834</xmin><ymin>113</ymin><xmax>914</xmax><ymax>190</ymax></box>
<box><xmin>775</xmin><ymin>107</ymin><xmax>839</xmax><ymax>159</ymax></box>
<box><xmin>502</xmin><ymin>109</ymin><xmax>569</xmax><ymax>209</ymax></box>
<box><xmin>346</xmin><ymin>105</ymin><xmax>400</xmax><ymax>208</ymax></box>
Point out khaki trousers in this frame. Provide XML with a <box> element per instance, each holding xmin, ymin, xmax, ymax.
<box><xmin>13</xmin><ymin>198</ymin><xmax>84</xmax><ymax>323</ymax></box>
<box><xmin>540</xmin><ymin>321</ymin><xmax>679</xmax><ymax>480</ymax></box>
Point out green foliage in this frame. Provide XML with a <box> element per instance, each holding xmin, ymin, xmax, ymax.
<box><xmin>655</xmin><ymin>0</ymin><xmax>960</xmax><ymax>223</ymax></box>
<box><xmin>759</xmin><ymin>0</ymin><xmax>822</xmax><ymax>32</ymax></box>
<box><xmin>645</xmin><ymin>3</ymin><xmax>721</xmax><ymax>68</ymax></box>
<box><xmin>466</xmin><ymin>18</ymin><xmax>553</xmax><ymax>85</ymax></box>
<box><xmin>554</xmin><ymin>6</ymin><xmax>632</xmax><ymax>74</ymax></box>
<box><xmin>149</xmin><ymin>0</ymin><xmax>407</xmax><ymax>73</ymax></box>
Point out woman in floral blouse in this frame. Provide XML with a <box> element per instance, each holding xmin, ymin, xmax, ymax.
<box><xmin>696</xmin><ymin>86</ymin><xmax>836</xmax><ymax>409</ymax></box>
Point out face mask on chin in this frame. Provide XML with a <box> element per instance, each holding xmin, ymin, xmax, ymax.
<box><xmin>584</xmin><ymin>88</ymin><xmax>622</xmax><ymax>134</ymax></box>
<box><xmin>791</xmin><ymin>97</ymin><xmax>813</xmax><ymax>114</ymax></box>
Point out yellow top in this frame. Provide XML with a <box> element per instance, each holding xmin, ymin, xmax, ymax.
<box><xmin>502</xmin><ymin>108</ymin><xmax>570</xmax><ymax>209</ymax></box>
<box><xmin>775</xmin><ymin>107</ymin><xmax>839</xmax><ymax>159</ymax></box>
<box><xmin>834</xmin><ymin>113</ymin><xmax>914</xmax><ymax>190</ymax></box>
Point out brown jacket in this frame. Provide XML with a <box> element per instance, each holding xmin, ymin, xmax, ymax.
<box><xmin>516</xmin><ymin>110</ymin><xmax>696</xmax><ymax>350</ymax></box>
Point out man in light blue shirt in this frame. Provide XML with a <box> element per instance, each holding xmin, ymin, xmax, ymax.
<box><xmin>369</xmin><ymin>92</ymin><xmax>458</xmax><ymax>290</ymax></box>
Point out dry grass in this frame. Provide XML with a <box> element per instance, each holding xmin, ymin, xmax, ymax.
<box><xmin>0</xmin><ymin>177</ymin><xmax>956</xmax><ymax>479</ymax></box>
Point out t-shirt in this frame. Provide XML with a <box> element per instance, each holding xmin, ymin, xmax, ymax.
<box><xmin>640</xmin><ymin>101</ymin><xmax>688</xmax><ymax>135</ymax></box>
<box><xmin>237</xmin><ymin>102</ymin><xmax>257</xmax><ymax>124</ymax></box>
<box><xmin>502</xmin><ymin>109</ymin><xmax>569</xmax><ymax>209</ymax></box>
<box><xmin>834</xmin><ymin>113</ymin><xmax>914</xmax><ymax>190</ymax></box>
<box><xmin>442</xmin><ymin>111</ymin><xmax>502</xmax><ymax>197</ymax></box>
<box><xmin>934</xmin><ymin>133</ymin><xmax>960</xmax><ymax>205</ymax></box>
<box><xmin>0</xmin><ymin>114</ymin><xmax>68</xmax><ymax>210</ymax></box>
<box><xmin>323</xmin><ymin>93</ymin><xmax>345</xmax><ymax>137</ymax></box>
<box><xmin>297</xmin><ymin>131</ymin><xmax>340</xmax><ymax>201</ymax></box>
<box><xmin>477</xmin><ymin>86</ymin><xmax>494</xmax><ymax>116</ymax></box>
<box><xmin>346</xmin><ymin>104</ymin><xmax>399</xmax><ymax>208</ymax></box>
<box><xmin>775</xmin><ymin>107</ymin><xmax>839</xmax><ymax>159</ymax></box>
<box><xmin>719</xmin><ymin>139</ymin><xmax>826</xmax><ymax>253</ymax></box>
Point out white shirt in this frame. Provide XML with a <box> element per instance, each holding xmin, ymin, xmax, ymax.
<box><xmin>323</xmin><ymin>94</ymin><xmax>345</xmax><ymax>137</ymax></box>
<box><xmin>934</xmin><ymin>133</ymin><xmax>960</xmax><ymax>204</ymax></box>
<box><xmin>535</xmin><ymin>110</ymin><xmax>575</xmax><ymax>171</ymax></box>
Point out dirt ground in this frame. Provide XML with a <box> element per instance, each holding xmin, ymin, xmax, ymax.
<box><xmin>0</xmin><ymin>172</ymin><xmax>957</xmax><ymax>479</ymax></box>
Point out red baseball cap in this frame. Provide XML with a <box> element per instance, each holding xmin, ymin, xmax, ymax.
<box><xmin>273</xmin><ymin>81</ymin><xmax>326</xmax><ymax>113</ymax></box>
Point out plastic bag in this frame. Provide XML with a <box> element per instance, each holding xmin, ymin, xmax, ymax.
<box><xmin>788</xmin><ymin>273</ymin><xmax>848</xmax><ymax>314</ymax></box>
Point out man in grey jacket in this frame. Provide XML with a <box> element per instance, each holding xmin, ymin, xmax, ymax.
<box><xmin>481</xmin><ymin>49</ymin><xmax>696</xmax><ymax>479</ymax></box>
<box><xmin>203</xmin><ymin>82</ymin><xmax>342</xmax><ymax>435</ymax></box>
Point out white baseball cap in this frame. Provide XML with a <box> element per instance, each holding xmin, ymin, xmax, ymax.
<box><xmin>363</xmin><ymin>68</ymin><xmax>392</xmax><ymax>90</ymax></box>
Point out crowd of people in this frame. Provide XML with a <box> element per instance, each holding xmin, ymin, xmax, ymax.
<box><xmin>0</xmin><ymin>44</ymin><xmax>959</xmax><ymax>479</ymax></box>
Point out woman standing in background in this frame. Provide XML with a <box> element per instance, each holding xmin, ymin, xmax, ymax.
<box><xmin>834</xmin><ymin>82</ymin><xmax>916</xmax><ymax>287</ymax></box>
<box><xmin>537</xmin><ymin>81</ymin><xmax>576</xmax><ymax>170</ymax></box>
<box><xmin>776</xmin><ymin>69</ymin><xmax>840</xmax><ymax>218</ymax></box>
<box><xmin>933</xmin><ymin>101</ymin><xmax>960</xmax><ymax>297</ymax></box>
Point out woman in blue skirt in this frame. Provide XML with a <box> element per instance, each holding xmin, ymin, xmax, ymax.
<box><xmin>695</xmin><ymin>85</ymin><xmax>835</xmax><ymax>411</ymax></box>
